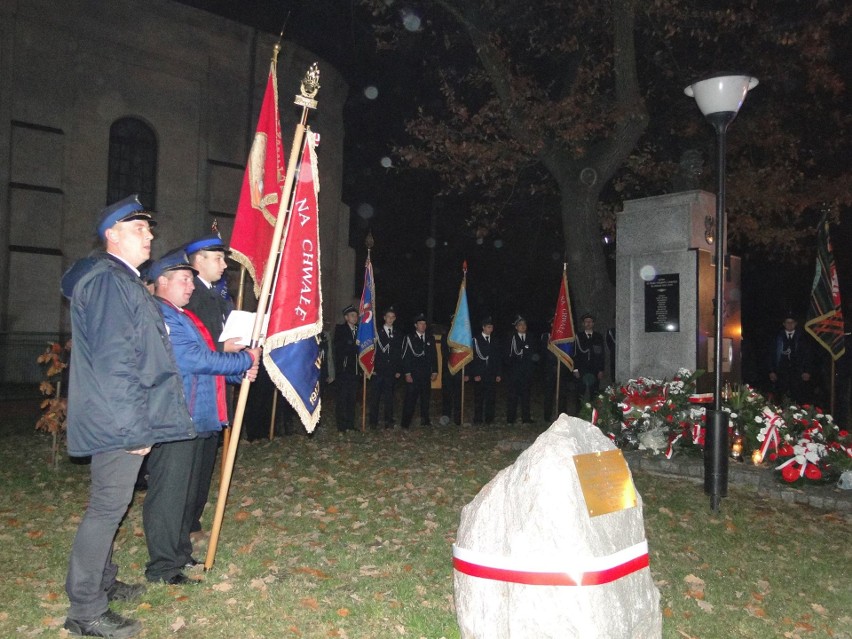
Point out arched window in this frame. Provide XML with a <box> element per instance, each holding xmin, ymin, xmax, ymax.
<box><xmin>107</xmin><ymin>117</ymin><xmax>157</xmax><ymax>209</ymax></box>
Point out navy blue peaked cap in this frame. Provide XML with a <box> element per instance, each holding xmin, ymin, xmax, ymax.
<box><xmin>185</xmin><ymin>235</ymin><xmax>229</xmax><ymax>255</ymax></box>
<box><xmin>148</xmin><ymin>249</ymin><xmax>197</xmax><ymax>281</ymax></box>
<box><xmin>96</xmin><ymin>194</ymin><xmax>155</xmax><ymax>239</ymax></box>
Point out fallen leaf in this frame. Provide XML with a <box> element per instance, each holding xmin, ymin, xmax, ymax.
<box><xmin>212</xmin><ymin>582</ymin><xmax>233</xmax><ymax>592</ymax></box>
<box><xmin>337</xmin><ymin>608</ymin><xmax>349</xmax><ymax>617</ymax></box>
<box><xmin>234</xmin><ymin>511</ymin><xmax>250</xmax><ymax>522</ymax></box>
<box><xmin>696</xmin><ymin>600</ymin><xmax>714</xmax><ymax>613</ymax></box>
<box><xmin>300</xmin><ymin>597</ymin><xmax>319</xmax><ymax>610</ymax></box>
<box><xmin>810</xmin><ymin>603</ymin><xmax>827</xmax><ymax>615</ymax></box>
<box><xmin>170</xmin><ymin>616</ymin><xmax>186</xmax><ymax>632</ymax></box>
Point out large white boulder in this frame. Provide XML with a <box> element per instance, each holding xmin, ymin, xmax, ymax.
<box><xmin>454</xmin><ymin>415</ymin><xmax>662</xmax><ymax>638</ymax></box>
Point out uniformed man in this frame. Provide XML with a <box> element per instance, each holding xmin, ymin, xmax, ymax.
<box><xmin>574</xmin><ymin>312</ymin><xmax>606</xmax><ymax>408</ymax></box>
<box><xmin>470</xmin><ymin>316</ymin><xmax>502</xmax><ymax>425</ymax></box>
<box><xmin>506</xmin><ymin>315</ymin><xmax>536</xmax><ymax>424</ymax></box>
<box><xmin>369</xmin><ymin>306</ymin><xmax>403</xmax><ymax>428</ymax></box>
<box><xmin>333</xmin><ymin>305</ymin><xmax>361</xmax><ymax>432</ymax></box>
<box><xmin>182</xmin><ymin>234</ymin><xmax>243</xmax><ymax>541</ymax></box>
<box><xmin>767</xmin><ymin>313</ymin><xmax>813</xmax><ymax>405</ymax></box>
<box><xmin>401</xmin><ymin>313</ymin><xmax>438</xmax><ymax>428</ymax></box>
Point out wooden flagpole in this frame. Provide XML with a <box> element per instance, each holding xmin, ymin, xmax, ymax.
<box><xmin>460</xmin><ymin>366</ymin><xmax>466</xmax><ymax>425</ymax></box>
<box><xmin>205</xmin><ymin>61</ymin><xmax>320</xmax><ymax>571</ymax></box>
<box><xmin>554</xmin><ymin>360</ymin><xmax>561</xmax><ymax>418</ymax></box>
<box><xmin>220</xmin><ymin>266</ymin><xmax>247</xmax><ymax>483</ymax></box>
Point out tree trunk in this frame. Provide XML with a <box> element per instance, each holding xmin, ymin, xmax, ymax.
<box><xmin>559</xmin><ymin>180</ymin><xmax>615</xmax><ymax>331</ymax></box>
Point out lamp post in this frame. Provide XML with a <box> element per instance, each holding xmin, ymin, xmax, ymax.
<box><xmin>684</xmin><ymin>74</ymin><xmax>758</xmax><ymax>512</ymax></box>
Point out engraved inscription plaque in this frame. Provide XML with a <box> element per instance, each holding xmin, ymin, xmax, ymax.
<box><xmin>573</xmin><ymin>449</ymin><xmax>637</xmax><ymax>517</ymax></box>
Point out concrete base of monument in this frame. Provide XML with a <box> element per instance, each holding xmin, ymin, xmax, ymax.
<box><xmin>454</xmin><ymin>415</ymin><xmax>662</xmax><ymax>639</ymax></box>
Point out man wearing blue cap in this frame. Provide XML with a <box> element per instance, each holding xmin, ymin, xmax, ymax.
<box><xmin>183</xmin><ymin>234</ymin><xmax>241</xmax><ymax>540</ymax></box>
<box><xmin>60</xmin><ymin>195</ymin><xmax>195</xmax><ymax>638</ymax></box>
<box><xmin>145</xmin><ymin>250</ymin><xmax>260</xmax><ymax>586</ymax></box>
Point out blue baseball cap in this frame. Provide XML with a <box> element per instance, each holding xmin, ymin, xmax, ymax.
<box><xmin>185</xmin><ymin>234</ymin><xmax>230</xmax><ymax>256</ymax></box>
<box><xmin>148</xmin><ymin>249</ymin><xmax>198</xmax><ymax>281</ymax></box>
<box><xmin>96</xmin><ymin>194</ymin><xmax>156</xmax><ymax>239</ymax></box>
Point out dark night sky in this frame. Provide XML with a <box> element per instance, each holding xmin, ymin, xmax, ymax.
<box><xmin>176</xmin><ymin>1</ymin><xmax>850</xmax><ymax>388</ymax></box>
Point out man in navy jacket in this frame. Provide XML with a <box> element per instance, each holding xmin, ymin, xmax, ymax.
<box><xmin>61</xmin><ymin>196</ymin><xmax>195</xmax><ymax>638</ymax></box>
<box><xmin>145</xmin><ymin>251</ymin><xmax>259</xmax><ymax>586</ymax></box>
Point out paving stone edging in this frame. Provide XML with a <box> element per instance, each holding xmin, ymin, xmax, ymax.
<box><xmin>621</xmin><ymin>450</ymin><xmax>852</xmax><ymax>516</ymax></box>
<box><xmin>496</xmin><ymin>439</ymin><xmax>852</xmax><ymax>516</ymax></box>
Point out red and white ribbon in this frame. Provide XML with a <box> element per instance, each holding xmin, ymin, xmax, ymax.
<box><xmin>758</xmin><ymin>408</ymin><xmax>783</xmax><ymax>460</ymax></box>
<box><xmin>452</xmin><ymin>541</ymin><xmax>649</xmax><ymax>587</ymax></box>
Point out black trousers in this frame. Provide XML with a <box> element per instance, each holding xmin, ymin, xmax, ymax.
<box><xmin>473</xmin><ymin>379</ymin><xmax>497</xmax><ymax>424</ymax></box>
<box><xmin>336</xmin><ymin>373</ymin><xmax>359</xmax><ymax>431</ymax></box>
<box><xmin>402</xmin><ymin>375</ymin><xmax>432</xmax><ymax>427</ymax></box>
<box><xmin>190</xmin><ymin>433</ymin><xmax>218</xmax><ymax>533</ymax></box>
<box><xmin>66</xmin><ymin>450</ymin><xmax>143</xmax><ymax>621</ymax></box>
<box><xmin>368</xmin><ymin>371</ymin><xmax>396</xmax><ymax>426</ymax></box>
<box><xmin>143</xmin><ymin>438</ymin><xmax>197</xmax><ymax>581</ymax></box>
<box><xmin>506</xmin><ymin>373</ymin><xmax>532</xmax><ymax>423</ymax></box>
<box><xmin>442</xmin><ymin>371</ymin><xmax>463</xmax><ymax>424</ymax></box>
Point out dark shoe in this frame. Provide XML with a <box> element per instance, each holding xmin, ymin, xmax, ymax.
<box><xmin>163</xmin><ymin>572</ymin><xmax>201</xmax><ymax>586</ymax></box>
<box><xmin>184</xmin><ymin>557</ymin><xmax>201</xmax><ymax>568</ymax></box>
<box><xmin>422</xmin><ymin>420</ymin><xmax>432</xmax><ymax>427</ymax></box>
<box><xmin>64</xmin><ymin>610</ymin><xmax>142</xmax><ymax>638</ymax></box>
<box><xmin>105</xmin><ymin>580</ymin><xmax>146</xmax><ymax>602</ymax></box>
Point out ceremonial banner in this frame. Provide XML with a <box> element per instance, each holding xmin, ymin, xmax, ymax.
<box><xmin>230</xmin><ymin>50</ymin><xmax>286</xmax><ymax>298</ymax></box>
<box><xmin>357</xmin><ymin>258</ymin><xmax>378</xmax><ymax>377</ymax></box>
<box><xmin>447</xmin><ymin>267</ymin><xmax>473</xmax><ymax>375</ymax></box>
<box><xmin>264</xmin><ymin>133</ymin><xmax>322</xmax><ymax>432</ymax></box>
<box><xmin>549</xmin><ymin>267</ymin><xmax>577</xmax><ymax>370</ymax></box>
<box><xmin>805</xmin><ymin>215</ymin><xmax>846</xmax><ymax>361</ymax></box>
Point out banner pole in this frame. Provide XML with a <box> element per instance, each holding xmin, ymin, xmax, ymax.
<box><xmin>460</xmin><ymin>366</ymin><xmax>466</xmax><ymax>426</ymax></box>
<box><xmin>830</xmin><ymin>359</ymin><xmax>836</xmax><ymax>417</ymax></box>
<box><xmin>361</xmin><ymin>374</ymin><xmax>367</xmax><ymax>432</ymax></box>
<box><xmin>554</xmin><ymin>361</ymin><xmax>561</xmax><ymax>418</ymax></box>
<box><xmin>206</xmin><ymin>62</ymin><xmax>320</xmax><ymax>571</ymax></box>
<box><xmin>220</xmin><ymin>267</ymin><xmax>247</xmax><ymax>483</ymax></box>
<box><xmin>269</xmin><ymin>392</ymin><xmax>278</xmax><ymax>441</ymax></box>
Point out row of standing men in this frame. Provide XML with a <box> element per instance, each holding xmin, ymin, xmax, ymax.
<box><xmin>332</xmin><ymin>307</ymin><xmax>608</xmax><ymax>431</ymax></box>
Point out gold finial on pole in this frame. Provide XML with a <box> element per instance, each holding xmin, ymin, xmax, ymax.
<box><xmin>365</xmin><ymin>231</ymin><xmax>375</xmax><ymax>260</ymax></box>
<box><xmin>295</xmin><ymin>63</ymin><xmax>321</xmax><ymax>110</ymax></box>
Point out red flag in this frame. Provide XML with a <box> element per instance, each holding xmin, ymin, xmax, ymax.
<box><xmin>549</xmin><ymin>267</ymin><xmax>577</xmax><ymax>370</ymax></box>
<box><xmin>230</xmin><ymin>49</ymin><xmax>285</xmax><ymax>298</ymax></box>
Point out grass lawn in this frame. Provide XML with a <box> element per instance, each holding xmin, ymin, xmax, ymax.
<box><xmin>1</xmin><ymin>400</ymin><xmax>850</xmax><ymax>638</ymax></box>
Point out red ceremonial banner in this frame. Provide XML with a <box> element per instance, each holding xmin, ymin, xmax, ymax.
<box><xmin>265</xmin><ymin>133</ymin><xmax>322</xmax><ymax>343</ymax></box>
<box><xmin>230</xmin><ymin>53</ymin><xmax>285</xmax><ymax>298</ymax></box>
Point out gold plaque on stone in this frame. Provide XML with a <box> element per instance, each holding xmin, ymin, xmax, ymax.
<box><xmin>573</xmin><ymin>449</ymin><xmax>637</xmax><ymax>517</ymax></box>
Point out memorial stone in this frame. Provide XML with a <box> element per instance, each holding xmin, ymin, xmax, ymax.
<box><xmin>453</xmin><ymin>415</ymin><xmax>662</xmax><ymax>638</ymax></box>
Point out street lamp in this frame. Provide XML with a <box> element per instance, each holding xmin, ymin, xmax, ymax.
<box><xmin>684</xmin><ymin>74</ymin><xmax>758</xmax><ymax>512</ymax></box>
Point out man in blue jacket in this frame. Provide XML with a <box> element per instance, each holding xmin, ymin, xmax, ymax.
<box><xmin>61</xmin><ymin>196</ymin><xmax>196</xmax><ymax>638</ymax></box>
<box><xmin>145</xmin><ymin>251</ymin><xmax>259</xmax><ymax>586</ymax></box>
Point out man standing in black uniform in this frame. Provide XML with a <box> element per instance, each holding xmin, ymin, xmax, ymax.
<box><xmin>574</xmin><ymin>312</ymin><xmax>606</xmax><ymax>408</ymax></box>
<box><xmin>401</xmin><ymin>313</ymin><xmax>438</xmax><ymax>428</ymax></box>
<box><xmin>183</xmin><ymin>234</ymin><xmax>243</xmax><ymax>540</ymax></box>
<box><xmin>768</xmin><ymin>313</ymin><xmax>813</xmax><ymax>405</ymax></box>
<box><xmin>471</xmin><ymin>317</ymin><xmax>502</xmax><ymax>425</ymax></box>
<box><xmin>369</xmin><ymin>306</ymin><xmax>403</xmax><ymax>429</ymax></box>
<box><xmin>333</xmin><ymin>305</ymin><xmax>361</xmax><ymax>432</ymax></box>
<box><xmin>506</xmin><ymin>315</ymin><xmax>536</xmax><ymax>424</ymax></box>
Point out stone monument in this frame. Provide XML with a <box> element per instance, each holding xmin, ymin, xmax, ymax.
<box><xmin>453</xmin><ymin>416</ymin><xmax>661</xmax><ymax>638</ymax></box>
<box><xmin>615</xmin><ymin>190</ymin><xmax>741</xmax><ymax>391</ymax></box>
